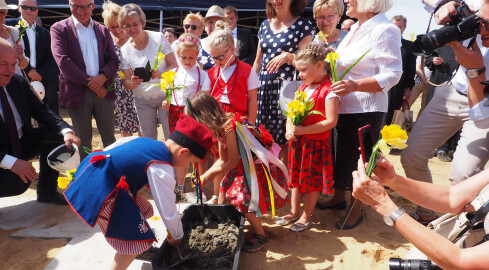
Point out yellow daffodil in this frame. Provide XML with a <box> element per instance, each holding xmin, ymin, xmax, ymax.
<box><xmin>57</xmin><ymin>168</ymin><xmax>76</xmax><ymax>189</ymax></box>
<box><xmin>410</xmin><ymin>33</ymin><xmax>415</xmax><ymax>42</ymax></box>
<box><xmin>295</xmin><ymin>90</ymin><xmax>307</xmax><ymax>101</ymax></box>
<box><xmin>157</xmin><ymin>52</ymin><xmax>165</xmax><ymax>62</ymax></box>
<box><xmin>161</xmin><ymin>70</ymin><xmax>176</xmax><ymax>85</ymax></box>
<box><xmin>15</xmin><ymin>20</ymin><xmax>27</xmax><ymax>29</ymax></box>
<box><xmin>150</xmin><ymin>216</ymin><xmax>161</xmax><ymax>221</ymax></box>
<box><xmin>117</xmin><ymin>71</ymin><xmax>125</xmax><ymax>79</ymax></box>
<box><xmin>325</xmin><ymin>52</ymin><xmax>339</xmax><ymax>63</ymax></box>
<box><xmin>317</xmin><ymin>31</ymin><xmax>326</xmax><ymax>43</ymax></box>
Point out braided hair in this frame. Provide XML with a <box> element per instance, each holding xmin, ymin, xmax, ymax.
<box><xmin>294</xmin><ymin>44</ymin><xmax>333</xmax><ymax>79</ymax></box>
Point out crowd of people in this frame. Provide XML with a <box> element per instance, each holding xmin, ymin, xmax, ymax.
<box><xmin>1</xmin><ymin>0</ymin><xmax>489</xmax><ymax>269</ymax></box>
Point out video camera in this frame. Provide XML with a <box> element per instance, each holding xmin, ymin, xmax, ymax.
<box><xmin>389</xmin><ymin>258</ymin><xmax>442</xmax><ymax>270</ymax></box>
<box><xmin>411</xmin><ymin>1</ymin><xmax>481</xmax><ymax>56</ymax></box>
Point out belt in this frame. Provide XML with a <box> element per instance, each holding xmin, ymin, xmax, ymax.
<box><xmin>456</xmin><ymin>89</ymin><xmax>467</xmax><ymax>97</ymax></box>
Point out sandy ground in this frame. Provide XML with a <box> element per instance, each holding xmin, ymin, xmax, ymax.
<box><xmin>0</xmin><ymin>99</ymin><xmax>453</xmax><ymax>270</ymax></box>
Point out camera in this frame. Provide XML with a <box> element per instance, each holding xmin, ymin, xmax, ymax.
<box><xmin>389</xmin><ymin>258</ymin><xmax>442</xmax><ymax>270</ymax></box>
<box><xmin>411</xmin><ymin>2</ymin><xmax>481</xmax><ymax>56</ymax></box>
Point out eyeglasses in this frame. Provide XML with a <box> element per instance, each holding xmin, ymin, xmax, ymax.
<box><xmin>315</xmin><ymin>14</ymin><xmax>337</xmax><ymax>21</ymax></box>
<box><xmin>19</xmin><ymin>5</ymin><xmax>38</xmax><ymax>11</ymax></box>
<box><xmin>123</xmin><ymin>22</ymin><xmax>141</xmax><ymax>30</ymax></box>
<box><xmin>480</xmin><ymin>18</ymin><xmax>489</xmax><ymax>32</ymax></box>
<box><xmin>211</xmin><ymin>46</ymin><xmax>231</xmax><ymax>61</ymax></box>
<box><xmin>184</xmin><ymin>24</ymin><xmax>200</xmax><ymax>31</ymax></box>
<box><xmin>267</xmin><ymin>0</ymin><xmax>285</xmax><ymax>3</ymax></box>
<box><xmin>69</xmin><ymin>3</ymin><xmax>93</xmax><ymax>11</ymax></box>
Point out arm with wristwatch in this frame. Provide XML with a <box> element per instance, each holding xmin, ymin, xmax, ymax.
<box><xmin>352</xmin><ymin>157</ymin><xmax>489</xmax><ymax>269</ymax></box>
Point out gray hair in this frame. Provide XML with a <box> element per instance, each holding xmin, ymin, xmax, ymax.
<box><xmin>118</xmin><ymin>3</ymin><xmax>146</xmax><ymax>27</ymax></box>
<box><xmin>392</xmin><ymin>15</ymin><xmax>407</xmax><ymax>26</ymax></box>
<box><xmin>18</xmin><ymin>0</ymin><xmax>38</xmax><ymax>4</ymax></box>
<box><xmin>357</xmin><ymin>0</ymin><xmax>393</xmax><ymax>14</ymax></box>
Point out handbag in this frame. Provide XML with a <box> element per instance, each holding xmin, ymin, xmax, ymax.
<box><xmin>278</xmin><ymin>71</ymin><xmax>302</xmax><ymax>114</ymax></box>
<box><xmin>391</xmin><ymin>101</ymin><xmax>413</xmax><ymax>132</ymax></box>
<box><xmin>406</xmin><ymin>184</ymin><xmax>489</xmax><ymax>260</ymax></box>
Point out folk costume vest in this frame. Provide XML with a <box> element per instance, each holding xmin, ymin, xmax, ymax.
<box><xmin>300</xmin><ymin>77</ymin><xmax>333</xmax><ymax>141</ymax></box>
<box><xmin>208</xmin><ymin>60</ymin><xmax>252</xmax><ymax>113</ymax></box>
<box><xmin>64</xmin><ymin>138</ymin><xmax>172</xmax><ymax>242</ymax></box>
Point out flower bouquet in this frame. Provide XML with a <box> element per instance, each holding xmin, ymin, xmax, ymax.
<box><xmin>325</xmin><ymin>49</ymin><xmax>370</xmax><ymax>83</ymax></box>
<box><xmin>365</xmin><ymin>124</ymin><xmax>408</xmax><ymax>176</ymax></box>
<box><xmin>15</xmin><ymin>20</ymin><xmax>37</xmax><ymax>42</ymax></box>
<box><xmin>57</xmin><ymin>168</ymin><xmax>76</xmax><ymax>189</ymax></box>
<box><xmin>146</xmin><ymin>70</ymin><xmax>186</xmax><ymax>104</ymax></box>
<box><xmin>282</xmin><ymin>90</ymin><xmax>324</xmax><ymax>125</ymax></box>
<box><xmin>105</xmin><ymin>71</ymin><xmax>126</xmax><ymax>92</ymax></box>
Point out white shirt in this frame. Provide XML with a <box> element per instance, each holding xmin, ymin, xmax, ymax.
<box><xmin>210</xmin><ymin>62</ymin><xmax>260</xmax><ymax>104</ymax></box>
<box><xmin>21</xmin><ymin>16</ymin><xmax>37</xmax><ymax>68</ymax></box>
<box><xmin>104</xmin><ymin>136</ymin><xmax>184</xmax><ymax>240</ymax></box>
<box><xmin>232</xmin><ymin>27</ymin><xmax>238</xmax><ymax>49</ymax></box>
<box><xmin>121</xmin><ymin>31</ymin><xmax>174</xmax><ymax>99</ymax></box>
<box><xmin>72</xmin><ymin>15</ymin><xmax>99</xmax><ymax>77</ymax></box>
<box><xmin>335</xmin><ymin>13</ymin><xmax>402</xmax><ymax>114</ymax></box>
<box><xmin>171</xmin><ymin>65</ymin><xmax>210</xmax><ymax>106</ymax></box>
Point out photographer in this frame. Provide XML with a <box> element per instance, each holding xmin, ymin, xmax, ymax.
<box><xmin>402</xmin><ymin>0</ymin><xmax>489</xmax><ymax>225</ymax></box>
<box><xmin>352</xmin><ymin>157</ymin><xmax>489</xmax><ymax>269</ymax></box>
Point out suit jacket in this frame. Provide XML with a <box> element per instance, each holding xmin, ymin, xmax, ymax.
<box><xmin>50</xmin><ymin>17</ymin><xmax>119</xmax><ymax>109</ymax></box>
<box><xmin>236</xmin><ymin>28</ymin><xmax>256</xmax><ymax>66</ymax></box>
<box><xmin>5</xmin><ymin>18</ymin><xmax>59</xmax><ymax>83</ymax></box>
<box><xmin>398</xmin><ymin>38</ymin><xmax>416</xmax><ymax>90</ymax></box>
<box><xmin>0</xmin><ymin>74</ymin><xmax>71</xmax><ymax>162</ymax></box>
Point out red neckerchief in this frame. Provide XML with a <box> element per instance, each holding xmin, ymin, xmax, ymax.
<box><xmin>173</xmin><ymin>65</ymin><xmax>201</xmax><ymax>105</ymax></box>
<box><xmin>214</xmin><ymin>56</ymin><xmax>239</xmax><ymax>96</ymax></box>
<box><xmin>310</xmin><ymin>73</ymin><xmax>329</xmax><ymax>85</ymax></box>
<box><xmin>309</xmin><ymin>74</ymin><xmax>330</xmax><ymax>101</ymax></box>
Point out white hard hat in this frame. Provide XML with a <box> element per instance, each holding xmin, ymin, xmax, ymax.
<box><xmin>47</xmin><ymin>144</ymin><xmax>80</xmax><ymax>172</ymax></box>
<box><xmin>30</xmin><ymin>81</ymin><xmax>45</xmax><ymax>101</ymax></box>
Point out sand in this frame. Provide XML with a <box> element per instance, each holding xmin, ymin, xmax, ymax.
<box><xmin>0</xmin><ymin>100</ymin><xmax>454</xmax><ymax>270</ymax></box>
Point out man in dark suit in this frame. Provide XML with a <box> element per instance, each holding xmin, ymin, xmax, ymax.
<box><xmin>51</xmin><ymin>0</ymin><xmax>118</xmax><ymax>158</ymax></box>
<box><xmin>0</xmin><ymin>38</ymin><xmax>80</xmax><ymax>203</ymax></box>
<box><xmin>5</xmin><ymin>0</ymin><xmax>60</xmax><ymax>113</ymax></box>
<box><xmin>224</xmin><ymin>6</ymin><xmax>256</xmax><ymax>66</ymax></box>
<box><xmin>385</xmin><ymin>15</ymin><xmax>416</xmax><ymax>126</ymax></box>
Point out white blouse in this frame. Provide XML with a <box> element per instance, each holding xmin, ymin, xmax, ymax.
<box><xmin>120</xmin><ymin>31</ymin><xmax>173</xmax><ymax>99</ymax></box>
<box><xmin>335</xmin><ymin>12</ymin><xmax>402</xmax><ymax>114</ymax></box>
<box><xmin>171</xmin><ymin>64</ymin><xmax>211</xmax><ymax>106</ymax></box>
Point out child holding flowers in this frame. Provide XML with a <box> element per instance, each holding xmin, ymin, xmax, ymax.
<box><xmin>278</xmin><ymin>44</ymin><xmax>339</xmax><ymax>232</ymax></box>
<box><xmin>161</xmin><ymin>33</ymin><xmax>211</xmax><ymax>191</ymax></box>
<box><xmin>187</xmin><ymin>92</ymin><xmax>289</xmax><ymax>252</ymax></box>
<box><xmin>207</xmin><ymin>22</ymin><xmax>259</xmax><ymax>124</ymax></box>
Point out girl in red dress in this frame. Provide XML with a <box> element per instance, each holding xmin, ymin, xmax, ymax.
<box><xmin>187</xmin><ymin>92</ymin><xmax>290</xmax><ymax>252</ymax></box>
<box><xmin>279</xmin><ymin>44</ymin><xmax>339</xmax><ymax>232</ymax></box>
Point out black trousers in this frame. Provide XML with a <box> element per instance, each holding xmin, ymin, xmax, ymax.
<box><xmin>0</xmin><ymin>126</ymin><xmax>64</xmax><ymax>197</ymax></box>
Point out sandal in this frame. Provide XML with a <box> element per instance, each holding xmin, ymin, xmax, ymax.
<box><xmin>335</xmin><ymin>212</ymin><xmax>364</xmax><ymax>230</ymax></box>
<box><xmin>242</xmin><ymin>233</ymin><xmax>269</xmax><ymax>253</ymax></box>
<box><xmin>289</xmin><ymin>221</ymin><xmax>311</xmax><ymax>232</ymax></box>
<box><xmin>409</xmin><ymin>212</ymin><xmax>437</xmax><ymax>226</ymax></box>
<box><xmin>275</xmin><ymin>215</ymin><xmax>299</xmax><ymax>226</ymax></box>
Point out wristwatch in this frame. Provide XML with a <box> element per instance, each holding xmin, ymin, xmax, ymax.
<box><xmin>466</xmin><ymin>66</ymin><xmax>486</xmax><ymax>79</ymax></box>
<box><xmin>383</xmin><ymin>206</ymin><xmax>405</xmax><ymax>226</ymax></box>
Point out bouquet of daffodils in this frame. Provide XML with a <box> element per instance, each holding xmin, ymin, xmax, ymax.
<box><xmin>155</xmin><ymin>70</ymin><xmax>186</xmax><ymax>104</ymax></box>
<box><xmin>15</xmin><ymin>20</ymin><xmax>37</xmax><ymax>42</ymax></box>
<box><xmin>325</xmin><ymin>49</ymin><xmax>370</xmax><ymax>83</ymax></box>
<box><xmin>282</xmin><ymin>90</ymin><xmax>324</xmax><ymax>126</ymax></box>
<box><xmin>366</xmin><ymin>124</ymin><xmax>408</xmax><ymax>176</ymax></box>
<box><xmin>57</xmin><ymin>168</ymin><xmax>76</xmax><ymax>189</ymax></box>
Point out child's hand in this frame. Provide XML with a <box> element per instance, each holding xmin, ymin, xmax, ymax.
<box><xmin>151</xmin><ymin>69</ymin><xmax>162</xmax><ymax>80</ymax></box>
<box><xmin>162</xmin><ymin>100</ymin><xmax>170</xmax><ymax>111</ymax></box>
<box><xmin>285</xmin><ymin>122</ymin><xmax>297</xmax><ymax>141</ymax></box>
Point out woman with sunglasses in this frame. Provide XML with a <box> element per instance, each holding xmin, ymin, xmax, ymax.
<box><xmin>171</xmin><ymin>12</ymin><xmax>205</xmax><ymax>65</ymax></box>
<box><xmin>0</xmin><ymin>0</ymin><xmax>28</xmax><ymax>75</ymax></box>
<box><xmin>312</xmin><ymin>0</ymin><xmax>348</xmax><ymax>50</ymax></box>
<box><xmin>253</xmin><ymin>0</ymin><xmax>314</xmax><ymax>163</ymax></box>
<box><xmin>119</xmin><ymin>3</ymin><xmax>177</xmax><ymax>141</ymax></box>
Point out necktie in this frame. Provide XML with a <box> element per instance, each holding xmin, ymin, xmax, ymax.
<box><xmin>0</xmin><ymin>87</ymin><xmax>22</xmax><ymax>158</ymax></box>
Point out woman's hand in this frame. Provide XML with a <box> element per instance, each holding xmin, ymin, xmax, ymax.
<box><xmin>371</xmin><ymin>157</ymin><xmax>399</xmax><ymax>187</ymax></box>
<box><xmin>161</xmin><ymin>100</ymin><xmax>170</xmax><ymax>111</ymax></box>
<box><xmin>331</xmin><ymin>79</ymin><xmax>358</xmax><ymax>96</ymax></box>
<box><xmin>265</xmin><ymin>52</ymin><xmax>291</xmax><ymax>74</ymax></box>
<box><xmin>130</xmin><ymin>75</ymin><xmax>143</xmax><ymax>88</ymax></box>
<box><xmin>13</xmin><ymin>41</ymin><xmax>24</xmax><ymax>59</ymax></box>
<box><xmin>151</xmin><ymin>69</ymin><xmax>162</xmax><ymax>80</ymax></box>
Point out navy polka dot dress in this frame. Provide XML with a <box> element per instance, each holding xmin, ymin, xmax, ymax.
<box><xmin>256</xmin><ymin>17</ymin><xmax>314</xmax><ymax>145</ymax></box>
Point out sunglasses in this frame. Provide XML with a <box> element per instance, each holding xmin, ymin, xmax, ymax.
<box><xmin>211</xmin><ymin>46</ymin><xmax>231</xmax><ymax>61</ymax></box>
<box><xmin>70</xmin><ymin>3</ymin><xmax>93</xmax><ymax>11</ymax></box>
<box><xmin>184</xmin><ymin>24</ymin><xmax>200</xmax><ymax>31</ymax></box>
<box><xmin>20</xmin><ymin>5</ymin><xmax>38</xmax><ymax>11</ymax></box>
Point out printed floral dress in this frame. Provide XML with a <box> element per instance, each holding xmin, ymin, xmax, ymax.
<box><xmin>256</xmin><ymin>17</ymin><xmax>314</xmax><ymax>145</ymax></box>
<box><xmin>114</xmin><ymin>45</ymin><xmax>140</xmax><ymax>134</ymax></box>
<box><xmin>220</xmin><ymin>118</ymin><xmax>290</xmax><ymax>216</ymax></box>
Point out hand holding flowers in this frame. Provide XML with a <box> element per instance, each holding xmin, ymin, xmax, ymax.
<box><xmin>15</xmin><ymin>20</ymin><xmax>37</xmax><ymax>42</ymax></box>
<box><xmin>282</xmin><ymin>90</ymin><xmax>324</xmax><ymax>126</ymax></box>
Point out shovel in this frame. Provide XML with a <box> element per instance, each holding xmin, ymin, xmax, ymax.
<box><xmin>168</xmin><ymin>245</ymin><xmax>195</xmax><ymax>269</ymax></box>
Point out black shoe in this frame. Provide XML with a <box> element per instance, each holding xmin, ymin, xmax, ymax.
<box><xmin>37</xmin><ymin>192</ymin><xmax>68</xmax><ymax>205</ymax></box>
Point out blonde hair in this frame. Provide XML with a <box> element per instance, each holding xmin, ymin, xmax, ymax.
<box><xmin>175</xmin><ymin>33</ymin><xmax>200</xmax><ymax>56</ymax></box>
<box><xmin>118</xmin><ymin>3</ymin><xmax>146</xmax><ymax>28</ymax></box>
<box><xmin>207</xmin><ymin>20</ymin><xmax>233</xmax><ymax>50</ymax></box>
<box><xmin>183</xmin><ymin>12</ymin><xmax>204</xmax><ymax>28</ymax></box>
<box><xmin>294</xmin><ymin>44</ymin><xmax>332</xmax><ymax>77</ymax></box>
<box><xmin>101</xmin><ymin>1</ymin><xmax>121</xmax><ymax>26</ymax></box>
<box><xmin>356</xmin><ymin>0</ymin><xmax>393</xmax><ymax>13</ymax></box>
<box><xmin>313</xmin><ymin>0</ymin><xmax>344</xmax><ymax>18</ymax></box>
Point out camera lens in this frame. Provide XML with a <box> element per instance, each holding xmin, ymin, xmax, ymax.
<box><xmin>389</xmin><ymin>258</ymin><xmax>442</xmax><ymax>270</ymax></box>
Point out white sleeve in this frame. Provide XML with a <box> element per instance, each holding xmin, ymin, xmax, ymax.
<box><xmin>200</xmin><ymin>70</ymin><xmax>211</xmax><ymax>92</ymax></box>
<box><xmin>0</xmin><ymin>154</ymin><xmax>17</xmax><ymax>170</ymax></box>
<box><xmin>372</xmin><ymin>26</ymin><xmax>403</xmax><ymax>93</ymax></box>
<box><xmin>104</xmin><ymin>136</ymin><xmax>139</xmax><ymax>151</ymax></box>
<box><xmin>247</xmin><ymin>68</ymin><xmax>261</xmax><ymax>90</ymax></box>
<box><xmin>160</xmin><ymin>32</ymin><xmax>173</xmax><ymax>55</ymax></box>
<box><xmin>146</xmin><ymin>163</ymin><xmax>184</xmax><ymax>240</ymax></box>
<box><xmin>120</xmin><ymin>45</ymin><xmax>131</xmax><ymax>70</ymax></box>
<box><xmin>324</xmin><ymin>91</ymin><xmax>339</xmax><ymax>109</ymax></box>
<box><xmin>467</xmin><ymin>98</ymin><xmax>489</xmax><ymax>128</ymax></box>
